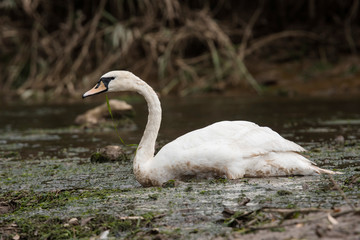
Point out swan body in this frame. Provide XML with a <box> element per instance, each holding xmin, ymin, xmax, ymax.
<box><xmin>83</xmin><ymin>70</ymin><xmax>337</xmax><ymax>187</ymax></box>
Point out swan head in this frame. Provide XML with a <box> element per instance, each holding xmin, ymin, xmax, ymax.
<box><xmin>82</xmin><ymin>70</ymin><xmax>139</xmax><ymax>98</ymax></box>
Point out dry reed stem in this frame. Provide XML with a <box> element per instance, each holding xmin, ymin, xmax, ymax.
<box><xmin>72</xmin><ymin>0</ymin><xmax>107</xmax><ymax>73</ymax></box>
<box><xmin>238</xmin><ymin>0</ymin><xmax>264</xmax><ymax>61</ymax></box>
<box><xmin>1</xmin><ymin>1</ymin><xmax>359</xmax><ymax>98</ymax></box>
<box><xmin>344</xmin><ymin>0</ymin><xmax>359</xmax><ymax>55</ymax></box>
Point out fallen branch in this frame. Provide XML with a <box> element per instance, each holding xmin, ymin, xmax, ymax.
<box><xmin>249</xmin><ymin>208</ymin><xmax>359</xmax><ymax>231</ymax></box>
<box><xmin>261</xmin><ymin>207</ymin><xmax>332</xmax><ymax>214</ymax></box>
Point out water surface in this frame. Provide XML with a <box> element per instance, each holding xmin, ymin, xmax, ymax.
<box><xmin>0</xmin><ymin>96</ymin><xmax>359</xmax><ymax>239</ymax></box>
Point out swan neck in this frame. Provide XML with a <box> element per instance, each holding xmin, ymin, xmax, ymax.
<box><xmin>133</xmin><ymin>79</ymin><xmax>161</xmax><ymax>176</ymax></box>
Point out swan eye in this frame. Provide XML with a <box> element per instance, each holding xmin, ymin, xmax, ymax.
<box><xmin>100</xmin><ymin>77</ymin><xmax>115</xmax><ymax>88</ymax></box>
<box><xmin>94</xmin><ymin>82</ymin><xmax>101</xmax><ymax>89</ymax></box>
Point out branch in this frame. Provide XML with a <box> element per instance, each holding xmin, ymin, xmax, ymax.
<box><xmin>238</xmin><ymin>0</ymin><xmax>264</xmax><ymax>60</ymax></box>
<box><xmin>344</xmin><ymin>0</ymin><xmax>359</xmax><ymax>55</ymax></box>
<box><xmin>72</xmin><ymin>0</ymin><xmax>107</xmax><ymax>73</ymax></box>
<box><xmin>250</xmin><ymin>208</ymin><xmax>359</xmax><ymax>231</ymax></box>
<box><xmin>245</xmin><ymin>30</ymin><xmax>318</xmax><ymax>57</ymax></box>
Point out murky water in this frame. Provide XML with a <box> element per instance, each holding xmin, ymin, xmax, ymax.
<box><xmin>1</xmin><ymin>96</ymin><xmax>359</xmax><ymax>158</ymax></box>
<box><xmin>1</xmin><ymin>96</ymin><xmax>360</xmax><ymax>238</ymax></box>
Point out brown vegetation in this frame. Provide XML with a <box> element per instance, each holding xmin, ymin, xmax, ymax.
<box><xmin>1</xmin><ymin>0</ymin><xmax>359</xmax><ymax>100</ymax></box>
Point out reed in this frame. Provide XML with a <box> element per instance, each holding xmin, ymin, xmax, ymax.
<box><xmin>0</xmin><ymin>0</ymin><xmax>358</xmax><ymax>99</ymax></box>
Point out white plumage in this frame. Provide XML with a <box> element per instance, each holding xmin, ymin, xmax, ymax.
<box><xmin>83</xmin><ymin>70</ymin><xmax>338</xmax><ymax>187</ymax></box>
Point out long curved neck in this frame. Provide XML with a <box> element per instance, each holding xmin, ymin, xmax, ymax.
<box><xmin>132</xmin><ymin>79</ymin><xmax>162</xmax><ymax>182</ymax></box>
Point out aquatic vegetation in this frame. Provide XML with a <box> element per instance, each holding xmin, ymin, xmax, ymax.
<box><xmin>1</xmin><ymin>213</ymin><xmax>158</xmax><ymax>239</ymax></box>
<box><xmin>90</xmin><ymin>147</ymin><xmax>129</xmax><ymax>163</ymax></box>
<box><xmin>162</xmin><ymin>179</ymin><xmax>177</xmax><ymax>188</ymax></box>
<box><xmin>1</xmin><ymin>99</ymin><xmax>360</xmax><ymax>238</ymax></box>
<box><xmin>276</xmin><ymin>190</ymin><xmax>292</xmax><ymax>196</ymax></box>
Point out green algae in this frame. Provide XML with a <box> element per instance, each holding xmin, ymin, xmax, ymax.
<box><xmin>276</xmin><ymin>190</ymin><xmax>292</xmax><ymax>196</ymax></box>
<box><xmin>1</xmin><ymin>144</ymin><xmax>360</xmax><ymax>239</ymax></box>
<box><xmin>2</xmin><ymin>212</ymin><xmax>158</xmax><ymax>240</ymax></box>
<box><xmin>0</xmin><ymin>189</ymin><xmax>131</xmax><ymax>215</ymax></box>
<box><xmin>1</xmin><ymin>98</ymin><xmax>360</xmax><ymax>239</ymax></box>
<box><xmin>162</xmin><ymin>179</ymin><xmax>177</xmax><ymax>188</ymax></box>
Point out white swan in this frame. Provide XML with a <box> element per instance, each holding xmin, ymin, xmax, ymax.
<box><xmin>83</xmin><ymin>70</ymin><xmax>337</xmax><ymax>187</ymax></box>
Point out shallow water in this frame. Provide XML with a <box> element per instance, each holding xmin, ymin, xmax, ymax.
<box><xmin>1</xmin><ymin>96</ymin><xmax>359</xmax><ymax>158</ymax></box>
<box><xmin>0</xmin><ymin>96</ymin><xmax>360</xmax><ymax>238</ymax></box>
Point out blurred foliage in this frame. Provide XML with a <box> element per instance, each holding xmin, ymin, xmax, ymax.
<box><xmin>0</xmin><ymin>0</ymin><xmax>359</xmax><ymax>99</ymax></box>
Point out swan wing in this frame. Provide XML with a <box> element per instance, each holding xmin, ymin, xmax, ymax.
<box><xmin>163</xmin><ymin>121</ymin><xmax>305</xmax><ymax>157</ymax></box>
<box><xmin>150</xmin><ymin>121</ymin><xmax>315</xmax><ymax>182</ymax></box>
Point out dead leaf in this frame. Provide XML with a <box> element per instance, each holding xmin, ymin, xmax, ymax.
<box><xmin>327</xmin><ymin>213</ymin><xmax>338</xmax><ymax>225</ymax></box>
<box><xmin>81</xmin><ymin>217</ymin><xmax>95</xmax><ymax>226</ymax></box>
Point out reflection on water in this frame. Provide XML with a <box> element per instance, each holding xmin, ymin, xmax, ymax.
<box><xmin>159</xmin><ymin>96</ymin><xmax>360</xmax><ymax>143</ymax></box>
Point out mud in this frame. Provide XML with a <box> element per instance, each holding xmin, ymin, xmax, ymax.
<box><xmin>0</xmin><ymin>97</ymin><xmax>359</xmax><ymax>239</ymax></box>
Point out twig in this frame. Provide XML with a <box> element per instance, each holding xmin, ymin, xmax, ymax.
<box><xmin>327</xmin><ymin>174</ymin><xmax>356</xmax><ymax>211</ymax></box>
<box><xmin>208</xmin><ymin>40</ymin><xmax>223</xmax><ymax>81</ymax></box>
<box><xmin>72</xmin><ymin>0</ymin><xmax>107</xmax><ymax>72</ymax></box>
<box><xmin>261</xmin><ymin>207</ymin><xmax>331</xmax><ymax>214</ymax></box>
<box><xmin>119</xmin><ymin>216</ymin><xmax>144</xmax><ymax>220</ymax></box>
<box><xmin>238</xmin><ymin>0</ymin><xmax>264</xmax><ymax>60</ymax></box>
<box><xmin>344</xmin><ymin>0</ymin><xmax>359</xmax><ymax>55</ymax></box>
<box><xmin>229</xmin><ymin>1</ymin><xmax>264</xmax><ymax>94</ymax></box>
<box><xmin>245</xmin><ymin>30</ymin><xmax>319</xmax><ymax>57</ymax></box>
<box><xmin>250</xmin><ymin>209</ymin><xmax>358</xmax><ymax>231</ymax></box>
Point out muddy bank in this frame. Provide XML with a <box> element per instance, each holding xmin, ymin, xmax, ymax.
<box><xmin>0</xmin><ymin>153</ymin><xmax>359</xmax><ymax>239</ymax></box>
<box><xmin>0</xmin><ymin>97</ymin><xmax>360</xmax><ymax>239</ymax></box>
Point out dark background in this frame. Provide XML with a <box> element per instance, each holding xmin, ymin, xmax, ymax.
<box><xmin>1</xmin><ymin>0</ymin><xmax>359</xmax><ymax>100</ymax></box>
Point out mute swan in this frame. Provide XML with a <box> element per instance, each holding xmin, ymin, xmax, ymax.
<box><xmin>83</xmin><ymin>70</ymin><xmax>337</xmax><ymax>187</ymax></box>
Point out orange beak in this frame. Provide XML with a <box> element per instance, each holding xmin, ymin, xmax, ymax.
<box><xmin>82</xmin><ymin>81</ymin><xmax>108</xmax><ymax>98</ymax></box>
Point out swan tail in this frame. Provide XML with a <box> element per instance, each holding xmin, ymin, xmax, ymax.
<box><xmin>312</xmin><ymin>166</ymin><xmax>342</xmax><ymax>175</ymax></box>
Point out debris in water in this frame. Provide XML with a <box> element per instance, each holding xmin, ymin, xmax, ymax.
<box><xmin>75</xmin><ymin>99</ymin><xmax>134</xmax><ymax>126</ymax></box>
<box><xmin>90</xmin><ymin>145</ymin><xmax>128</xmax><ymax>163</ymax></box>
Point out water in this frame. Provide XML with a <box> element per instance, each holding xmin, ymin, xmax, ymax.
<box><xmin>1</xmin><ymin>96</ymin><xmax>359</xmax><ymax>157</ymax></box>
<box><xmin>1</xmin><ymin>96</ymin><xmax>360</xmax><ymax>182</ymax></box>
<box><xmin>0</xmin><ymin>96</ymin><xmax>359</xmax><ymax>239</ymax></box>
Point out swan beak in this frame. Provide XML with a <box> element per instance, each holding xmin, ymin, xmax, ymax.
<box><xmin>82</xmin><ymin>81</ymin><xmax>108</xmax><ymax>98</ymax></box>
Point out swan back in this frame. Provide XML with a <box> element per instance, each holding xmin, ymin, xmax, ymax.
<box><xmin>147</xmin><ymin>121</ymin><xmax>313</xmax><ymax>183</ymax></box>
